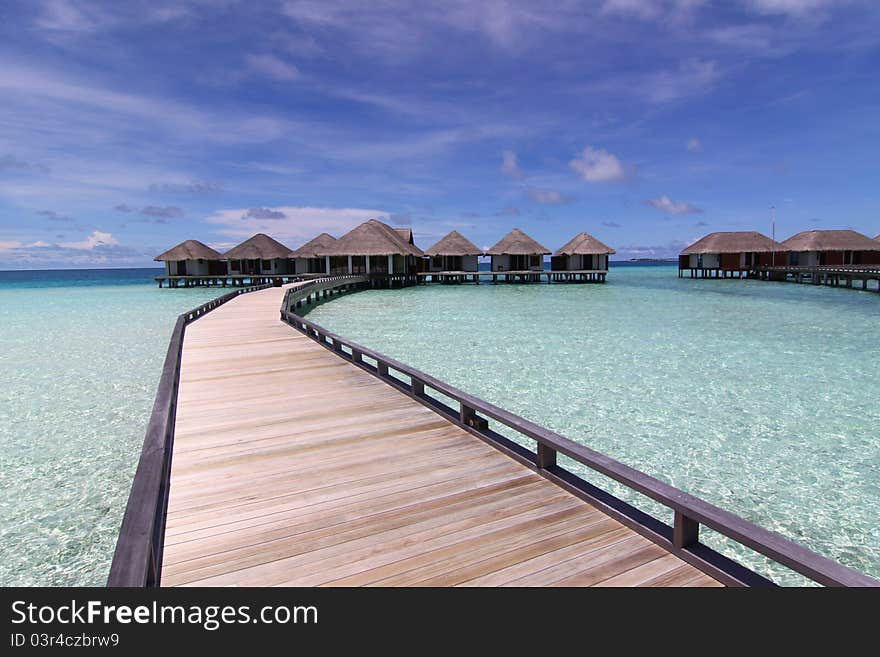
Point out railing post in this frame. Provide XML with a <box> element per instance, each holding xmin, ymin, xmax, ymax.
<box><xmin>536</xmin><ymin>442</ymin><xmax>557</xmax><ymax>470</ymax></box>
<box><xmin>411</xmin><ymin>377</ymin><xmax>424</xmax><ymax>398</ymax></box>
<box><xmin>377</xmin><ymin>360</ymin><xmax>389</xmax><ymax>377</ymax></box>
<box><xmin>351</xmin><ymin>349</ymin><xmax>362</xmax><ymax>364</ymax></box>
<box><xmin>459</xmin><ymin>402</ymin><xmax>489</xmax><ymax>430</ymax></box>
<box><xmin>673</xmin><ymin>510</ymin><xmax>700</xmax><ymax>549</ymax></box>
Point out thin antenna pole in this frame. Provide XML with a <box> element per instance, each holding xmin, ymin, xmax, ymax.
<box><xmin>771</xmin><ymin>204</ymin><xmax>776</xmax><ymax>241</ymax></box>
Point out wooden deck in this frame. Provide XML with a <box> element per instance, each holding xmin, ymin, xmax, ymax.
<box><xmin>161</xmin><ymin>284</ymin><xmax>720</xmax><ymax>587</ymax></box>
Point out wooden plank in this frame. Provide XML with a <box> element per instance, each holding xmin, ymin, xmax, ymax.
<box><xmin>161</xmin><ymin>283</ymin><xmax>721</xmax><ymax>588</ymax></box>
<box><xmin>591</xmin><ymin>553</ymin><xmax>684</xmax><ymax>587</ymax></box>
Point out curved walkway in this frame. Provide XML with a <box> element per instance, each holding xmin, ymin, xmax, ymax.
<box><xmin>161</xmin><ymin>284</ymin><xmax>720</xmax><ymax>587</ymax></box>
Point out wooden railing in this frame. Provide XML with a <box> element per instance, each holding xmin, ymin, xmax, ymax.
<box><xmin>756</xmin><ymin>264</ymin><xmax>880</xmax><ymax>273</ymax></box>
<box><xmin>281</xmin><ymin>278</ymin><xmax>879</xmax><ymax>587</ymax></box>
<box><xmin>107</xmin><ymin>283</ymin><xmax>272</xmax><ymax>587</ymax></box>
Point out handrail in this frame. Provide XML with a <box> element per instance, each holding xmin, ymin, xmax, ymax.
<box><xmin>107</xmin><ymin>283</ymin><xmax>272</xmax><ymax>587</ymax></box>
<box><xmin>281</xmin><ymin>277</ymin><xmax>879</xmax><ymax>587</ymax></box>
<box><xmin>756</xmin><ymin>265</ymin><xmax>880</xmax><ymax>272</ymax></box>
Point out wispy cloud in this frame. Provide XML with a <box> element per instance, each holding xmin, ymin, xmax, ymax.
<box><xmin>0</xmin><ymin>62</ymin><xmax>292</xmax><ymax>145</ymax></box>
<box><xmin>646</xmin><ymin>195</ymin><xmax>703</xmax><ymax>214</ymax></box>
<box><xmin>141</xmin><ymin>206</ymin><xmax>183</xmax><ymax>219</ymax></box>
<box><xmin>745</xmin><ymin>0</ymin><xmax>846</xmax><ymax>18</ymax></box>
<box><xmin>601</xmin><ymin>221</ymin><xmax>622</xmax><ymax>228</ymax></box>
<box><xmin>647</xmin><ymin>59</ymin><xmax>720</xmax><ymax>103</ymax></box>
<box><xmin>500</xmin><ymin>150</ymin><xmax>525</xmax><ymax>179</ymax></box>
<box><xmin>245</xmin><ymin>54</ymin><xmax>301</xmax><ymax>81</ymax></box>
<box><xmin>686</xmin><ymin>137</ymin><xmax>702</xmax><ymax>152</ymax></box>
<box><xmin>527</xmin><ymin>187</ymin><xmax>569</xmax><ymax>204</ymax></box>
<box><xmin>243</xmin><ymin>207</ymin><xmax>286</xmax><ymax>220</ymax></box>
<box><xmin>37</xmin><ymin>210</ymin><xmax>72</xmax><ymax>221</ymax></box>
<box><xmin>0</xmin><ymin>154</ymin><xmax>51</xmax><ymax>173</ymax></box>
<box><xmin>149</xmin><ymin>181</ymin><xmax>222</xmax><ymax>194</ymax></box>
<box><xmin>36</xmin><ymin>0</ymin><xmax>100</xmax><ymax>33</ymax></box>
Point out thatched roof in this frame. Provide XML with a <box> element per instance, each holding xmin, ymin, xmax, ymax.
<box><xmin>681</xmin><ymin>231</ymin><xmax>782</xmax><ymax>255</ymax></box>
<box><xmin>781</xmin><ymin>229</ymin><xmax>880</xmax><ymax>252</ymax></box>
<box><xmin>423</xmin><ymin>230</ymin><xmax>483</xmax><ymax>256</ymax></box>
<box><xmin>394</xmin><ymin>227</ymin><xmax>414</xmax><ymax>245</ymax></box>
<box><xmin>291</xmin><ymin>232</ymin><xmax>336</xmax><ymax>258</ymax></box>
<box><xmin>875</xmin><ymin>234</ymin><xmax>880</xmax><ymax>241</ymax></box>
<box><xmin>223</xmin><ymin>233</ymin><xmax>294</xmax><ymax>260</ymax></box>
<box><xmin>326</xmin><ymin>219</ymin><xmax>424</xmax><ymax>256</ymax></box>
<box><xmin>554</xmin><ymin>232</ymin><xmax>616</xmax><ymax>256</ymax></box>
<box><xmin>486</xmin><ymin>228</ymin><xmax>550</xmax><ymax>255</ymax></box>
<box><xmin>154</xmin><ymin>239</ymin><xmax>223</xmax><ymax>262</ymax></box>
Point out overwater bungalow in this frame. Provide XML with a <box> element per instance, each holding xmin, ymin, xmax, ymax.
<box><xmin>781</xmin><ymin>230</ymin><xmax>880</xmax><ymax>266</ymax></box>
<box><xmin>679</xmin><ymin>231</ymin><xmax>783</xmax><ymax>278</ymax></box>
<box><xmin>154</xmin><ymin>239</ymin><xmax>227</xmax><ymax>277</ymax></box>
<box><xmin>486</xmin><ymin>228</ymin><xmax>550</xmax><ymax>280</ymax></box>
<box><xmin>291</xmin><ymin>232</ymin><xmax>336</xmax><ymax>275</ymax></box>
<box><xmin>551</xmin><ymin>232</ymin><xmax>615</xmax><ymax>282</ymax></box>
<box><xmin>394</xmin><ymin>227</ymin><xmax>415</xmax><ymax>246</ymax></box>
<box><xmin>223</xmin><ymin>233</ymin><xmax>295</xmax><ymax>276</ymax></box>
<box><xmin>325</xmin><ymin>218</ymin><xmax>424</xmax><ymax>284</ymax></box>
<box><xmin>424</xmin><ymin>230</ymin><xmax>482</xmax><ymax>272</ymax></box>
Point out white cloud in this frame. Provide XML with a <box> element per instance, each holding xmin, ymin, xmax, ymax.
<box><xmin>500</xmin><ymin>149</ymin><xmax>525</xmax><ymax>179</ymax></box>
<box><xmin>569</xmin><ymin>146</ymin><xmax>627</xmax><ymax>183</ymax></box>
<box><xmin>527</xmin><ymin>187</ymin><xmax>567</xmax><ymax>204</ymax></box>
<box><xmin>245</xmin><ymin>54</ymin><xmax>300</xmax><ymax>81</ymax></box>
<box><xmin>646</xmin><ymin>195</ymin><xmax>703</xmax><ymax>214</ymax></box>
<box><xmin>686</xmin><ymin>137</ymin><xmax>702</xmax><ymax>152</ymax></box>
<box><xmin>59</xmin><ymin>230</ymin><xmax>119</xmax><ymax>250</ymax></box>
<box><xmin>204</xmin><ymin>206</ymin><xmax>390</xmax><ymax>242</ymax></box>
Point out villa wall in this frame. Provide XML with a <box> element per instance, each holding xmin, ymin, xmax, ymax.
<box><xmin>491</xmin><ymin>255</ymin><xmax>510</xmax><ymax>271</ymax></box>
<box><xmin>165</xmin><ymin>259</ymin><xmax>213</xmax><ymax>276</ymax></box>
<box><xmin>688</xmin><ymin>253</ymin><xmax>720</xmax><ymax>269</ymax></box>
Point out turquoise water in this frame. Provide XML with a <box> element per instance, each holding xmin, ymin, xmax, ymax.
<box><xmin>0</xmin><ymin>269</ymin><xmax>218</xmax><ymax>586</ymax></box>
<box><xmin>305</xmin><ymin>266</ymin><xmax>880</xmax><ymax>585</ymax></box>
<box><xmin>2</xmin><ymin>266</ymin><xmax>877</xmax><ymax>586</ymax></box>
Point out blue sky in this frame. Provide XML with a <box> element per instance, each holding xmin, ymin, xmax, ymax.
<box><xmin>1</xmin><ymin>0</ymin><xmax>878</xmax><ymax>268</ymax></box>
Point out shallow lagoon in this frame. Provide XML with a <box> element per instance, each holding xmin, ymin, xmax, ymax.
<box><xmin>0</xmin><ymin>269</ymin><xmax>217</xmax><ymax>585</ymax></box>
<box><xmin>305</xmin><ymin>266</ymin><xmax>880</xmax><ymax>584</ymax></box>
<box><xmin>1</xmin><ymin>265</ymin><xmax>877</xmax><ymax>586</ymax></box>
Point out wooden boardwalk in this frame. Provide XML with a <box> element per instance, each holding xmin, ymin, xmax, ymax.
<box><xmin>161</xmin><ymin>284</ymin><xmax>720</xmax><ymax>587</ymax></box>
